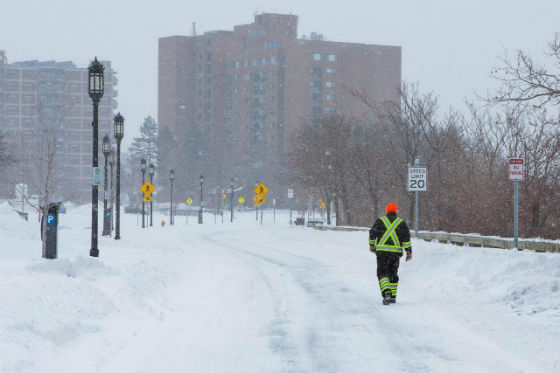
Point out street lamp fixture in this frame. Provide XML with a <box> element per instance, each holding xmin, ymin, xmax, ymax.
<box><xmin>198</xmin><ymin>174</ymin><xmax>204</xmax><ymax>224</ymax></box>
<box><xmin>149</xmin><ymin>163</ymin><xmax>155</xmax><ymax>227</ymax></box>
<box><xmin>88</xmin><ymin>57</ymin><xmax>104</xmax><ymax>258</ymax></box>
<box><xmin>113</xmin><ymin>112</ymin><xmax>124</xmax><ymax>240</ymax></box>
<box><xmin>102</xmin><ymin>134</ymin><xmax>111</xmax><ymax>236</ymax></box>
<box><xmin>141</xmin><ymin>158</ymin><xmax>146</xmax><ymax>228</ymax></box>
<box><xmin>169</xmin><ymin>169</ymin><xmax>175</xmax><ymax>225</ymax></box>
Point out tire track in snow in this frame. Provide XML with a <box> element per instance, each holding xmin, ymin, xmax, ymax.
<box><xmin>206</xmin><ymin>230</ymin><xmax>544</xmax><ymax>373</ymax></box>
<box><xmin>204</xmin><ymin>231</ymin><xmax>405</xmax><ymax>372</ymax></box>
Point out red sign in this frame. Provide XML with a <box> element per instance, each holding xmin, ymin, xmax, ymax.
<box><xmin>509</xmin><ymin>158</ymin><xmax>524</xmax><ymax>180</ymax></box>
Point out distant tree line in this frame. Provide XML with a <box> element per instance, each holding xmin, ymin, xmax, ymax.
<box><xmin>288</xmin><ymin>36</ymin><xmax>560</xmax><ymax>239</ymax></box>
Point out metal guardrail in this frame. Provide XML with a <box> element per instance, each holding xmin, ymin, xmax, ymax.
<box><xmin>314</xmin><ymin>225</ymin><xmax>560</xmax><ymax>253</ymax></box>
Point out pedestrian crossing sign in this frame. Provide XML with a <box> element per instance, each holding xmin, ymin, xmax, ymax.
<box><xmin>140</xmin><ymin>181</ymin><xmax>155</xmax><ymax>196</ymax></box>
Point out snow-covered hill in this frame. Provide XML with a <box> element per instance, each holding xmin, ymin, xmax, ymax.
<box><xmin>1</xmin><ymin>202</ymin><xmax>558</xmax><ymax>372</ymax></box>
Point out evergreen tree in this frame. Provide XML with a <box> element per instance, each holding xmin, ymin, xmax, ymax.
<box><xmin>128</xmin><ymin>116</ymin><xmax>158</xmax><ymax>166</ymax></box>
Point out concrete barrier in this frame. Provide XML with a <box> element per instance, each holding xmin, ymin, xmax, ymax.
<box><xmin>314</xmin><ymin>225</ymin><xmax>560</xmax><ymax>253</ymax></box>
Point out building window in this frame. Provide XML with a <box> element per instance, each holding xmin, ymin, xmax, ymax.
<box><xmin>265</xmin><ymin>41</ymin><xmax>282</xmax><ymax>49</ymax></box>
<box><xmin>22</xmin><ymin>106</ymin><xmax>35</xmax><ymax>115</ymax></box>
<box><xmin>325</xmin><ymin>107</ymin><xmax>336</xmax><ymax>114</ymax></box>
<box><xmin>261</xmin><ymin>58</ymin><xmax>267</xmax><ymax>65</ymax></box>
<box><xmin>326</xmin><ymin>94</ymin><xmax>336</xmax><ymax>101</ymax></box>
<box><xmin>270</xmin><ymin>57</ymin><xmax>277</xmax><ymax>65</ymax></box>
<box><xmin>328</xmin><ymin>54</ymin><xmax>338</xmax><ymax>62</ymax></box>
<box><xmin>310</xmin><ymin>80</ymin><xmax>322</xmax><ymax>89</ymax></box>
<box><xmin>7</xmin><ymin>82</ymin><xmax>18</xmax><ymax>91</ymax></box>
<box><xmin>312</xmin><ymin>53</ymin><xmax>322</xmax><ymax>61</ymax></box>
<box><xmin>251</xmin><ymin>59</ymin><xmax>258</xmax><ymax>66</ymax></box>
<box><xmin>244</xmin><ymin>60</ymin><xmax>249</xmax><ymax>67</ymax></box>
<box><xmin>326</xmin><ymin>81</ymin><xmax>336</xmax><ymax>88</ymax></box>
<box><xmin>235</xmin><ymin>61</ymin><xmax>240</xmax><ymax>68</ymax></box>
<box><xmin>23</xmin><ymin>70</ymin><xmax>35</xmax><ymax>79</ymax></box>
<box><xmin>326</xmin><ymin>68</ymin><xmax>336</xmax><ymax>75</ymax></box>
<box><xmin>310</xmin><ymin>67</ymin><xmax>322</xmax><ymax>78</ymax></box>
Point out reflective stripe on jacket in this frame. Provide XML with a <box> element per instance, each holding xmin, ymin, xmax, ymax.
<box><xmin>369</xmin><ymin>212</ymin><xmax>411</xmax><ymax>255</ymax></box>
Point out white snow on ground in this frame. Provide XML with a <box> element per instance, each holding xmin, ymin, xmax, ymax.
<box><xmin>1</xmin><ymin>201</ymin><xmax>559</xmax><ymax>372</ymax></box>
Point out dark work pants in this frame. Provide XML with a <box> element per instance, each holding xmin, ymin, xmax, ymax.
<box><xmin>376</xmin><ymin>251</ymin><xmax>400</xmax><ymax>297</ymax></box>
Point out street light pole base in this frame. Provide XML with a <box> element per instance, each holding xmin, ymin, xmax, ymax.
<box><xmin>90</xmin><ymin>249</ymin><xmax>99</xmax><ymax>257</ymax></box>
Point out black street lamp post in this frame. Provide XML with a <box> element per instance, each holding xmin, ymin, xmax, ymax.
<box><xmin>102</xmin><ymin>135</ymin><xmax>111</xmax><ymax>236</ymax></box>
<box><xmin>149</xmin><ymin>163</ymin><xmax>155</xmax><ymax>227</ymax></box>
<box><xmin>113</xmin><ymin>113</ymin><xmax>124</xmax><ymax>240</ymax></box>
<box><xmin>198</xmin><ymin>175</ymin><xmax>204</xmax><ymax>224</ymax></box>
<box><xmin>109</xmin><ymin>148</ymin><xmax>115</xmax><ymax>234</ymax></box>
<box><xmin>141</xmin><ymin>159</ymin><xmax>146</xmax><ymax>228</ymax></box>
<box><xmin>169</xmin><ymin>169</ymin><xmax>174</xmax><ymax>225</ymax></box>
<box><xmin>230</xmin><ymin>178</ymin><xmax>234</xmax><ymax>222</ymax></box>
<box><xmin>88</xmin><ymin>57</ymin><xmax>104</xmax><ymax>257</ymax></box>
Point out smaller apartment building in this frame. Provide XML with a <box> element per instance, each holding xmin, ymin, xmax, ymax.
<box><xmin>0</xmin><ymin>51</ymin><xmax>118</xmax><ymax>202</ymax></box>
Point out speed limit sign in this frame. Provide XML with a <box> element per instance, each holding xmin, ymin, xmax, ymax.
<box><xmin>408</xmin><ymin>167</ymin><xmax>427</xmax><ymax>192</ymax></box>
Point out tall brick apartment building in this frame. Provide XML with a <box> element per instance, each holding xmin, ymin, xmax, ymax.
<box><xmin>0</xmin><ymin>51</ymin><xmax>118</xmax><ymax>202</ymax></box>
<box><xmin>158</xmin><ymin>13</ymin><xmax>401</xmax><ymax>191</ymax></box>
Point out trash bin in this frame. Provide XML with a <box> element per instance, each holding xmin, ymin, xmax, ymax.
<box><xmin>41</xmin><ymin>202</ymin><xmax>61</xmax><ymax>259</ymax></box>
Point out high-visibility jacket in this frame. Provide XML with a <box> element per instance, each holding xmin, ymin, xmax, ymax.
<box><xmin>369</xmin><ymin>212</ymin><xmax>411</xmax><ymax>255</ymax></box>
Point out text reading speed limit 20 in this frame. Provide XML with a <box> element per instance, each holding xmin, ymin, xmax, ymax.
<box><xmin>408</xmin><ymin>167</ymin><xmax>427</xmax><ymax>192</ymax></box>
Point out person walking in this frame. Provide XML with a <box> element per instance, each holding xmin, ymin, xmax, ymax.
<box><xmin>369</xmin><ymin>202</ymin><xmax>412</xmax><ymax>305</ymax></box>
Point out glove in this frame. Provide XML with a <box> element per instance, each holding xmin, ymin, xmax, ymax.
<box><xmin>405</xmin><ymin>250</ymin><xmax>412</xmax><ymax>262</ymax></box>
<box><xmin>369</xmin><ymin>244</ymin><xmax>376</xmax><ymax>253</ymax></box>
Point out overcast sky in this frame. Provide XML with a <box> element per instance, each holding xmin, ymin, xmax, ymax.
<box><xmin>1</xmin><ymin>0</ymin><xmax>559</xmax><ymax>147</ymax></box>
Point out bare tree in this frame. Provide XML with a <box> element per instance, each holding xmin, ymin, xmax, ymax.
<box><xmin>11</xmin><ymin>94</ymin><xmax>73</xmax><ymax>252</ymax></box>
<box><xmin>288</xmin><ymin>115</ymin><xmax>357</xmax><ymax>225</ymax></box>
<box><xmin>489</xmin><ymin>34</ymin><xmax>560</xmax><ymax>115</ymax></box>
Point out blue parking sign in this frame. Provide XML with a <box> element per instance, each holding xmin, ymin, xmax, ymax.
<box><xmin>47</xmin><ymin>214</ymin><xmax>56</xmax><ymax>226</ymax></box>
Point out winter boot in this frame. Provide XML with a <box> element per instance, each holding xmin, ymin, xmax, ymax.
<box><xmin>390</xmin><ymin>296</ymin><xmax>396</xmax><ymax>303</ymax></box>
<box><xmin>382</xmin><ymin>291</ymin><xmax>392</xmax><ymax>305</ymax></box>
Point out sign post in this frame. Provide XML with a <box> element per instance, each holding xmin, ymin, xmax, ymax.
<box><xmin>254</xmin><ymin>183</ymin><xmax>269</xmax><ymax>226</ymax></box>
<box><xmin>186</xmin><ymin>198</ymin><xmax>193</xmax><ymax>225</ymax></box>
<box><xmin>509</xmin><ymin>158</ymin><xmax>524</xmax><ymax>250</ymax></box>
<box><xmin>288</xmin><ymin>188</ymin><xmax>294</xmax><ymax>226</ymax></box>
<box><xmin>407</xmin><ymin>159</ymin><xmax>427</xmax><ymax>237</ymax></box>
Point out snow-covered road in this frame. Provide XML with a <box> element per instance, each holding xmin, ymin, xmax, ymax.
<box><xmin>1</xmin><ymin>203</ymin><xmax>559</xmax><ymax>372</ymax></box>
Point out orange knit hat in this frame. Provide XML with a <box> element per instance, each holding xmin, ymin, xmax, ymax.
<box><xmin>385</xmin><ymin>202</ymin><xmax>398</xmax><ymax>213</ymax></box>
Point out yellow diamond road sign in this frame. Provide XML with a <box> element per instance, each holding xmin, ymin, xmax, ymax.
<box><xmin>141</xmin><ymin>181</ymin><xmax>155</xmax><ymax>196</ymax></box>
<box><xmin>253</xmin><ymin>195</ymin><xmax>266</xmax><ymax>204</ymax></box>
<box><xmin>143</xmin><ymin>195</ymin><xmax>152</xmax><ymax>202</ymax></box>
<box><xmin>254</xmin><ymin>183</ymin><xmax>269</xmax><ymax>196</ymax></box>
<box><xmin>186</xmin><ymin>198</ymin><xmax>193</xmax><ymax>205</ymax></box>
<box><xmin>238</xmin><ymin>197</ymin><xmax>245</xmax><ymax>204</ymax></box>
